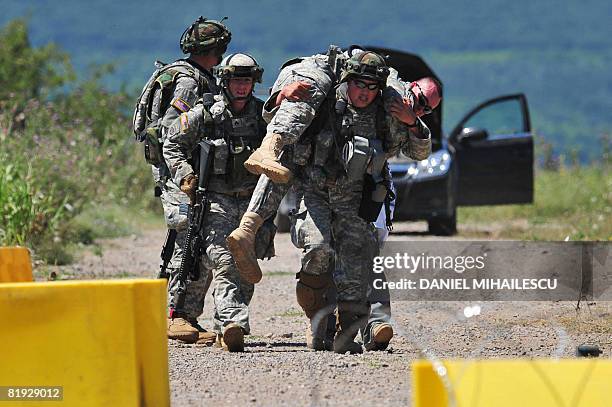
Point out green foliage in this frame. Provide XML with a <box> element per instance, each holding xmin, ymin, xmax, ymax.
<box><xmin>3</xmin><ymin>0</ymin><xmax>611</xmax><ymax>160</ymax></box>
<box><xmin>459</xmin><ymin>164</ymin><xmax>612</xmax><ymax>240</ymax></box>
<box><xmin>0</xmin><ymin>19</ymin><xmax>156</xmax><ymax>263</ymax></box>
<box><xmin>0</xmin><ymin>156</ymin><xmax>67</xmax><ymax>247</ymax></box>
<box><xmin>0</xmin><ymin>19</ymin><xmax>74</xmax><ymax>105</ymax></box>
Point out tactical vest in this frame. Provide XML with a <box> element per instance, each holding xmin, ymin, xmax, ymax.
<box><xmin>295</xmin><ymin>82</ymin><xmax>389</xmax><ymax>174</ymax></box>
<box><xmin>297</xmin><ymin>82</ymin><xmax>395</xmax><ymax>227</ymax></box>
<box><xmin>333</xmin><ymin>82</ymin><xmax>389</xmax><ymax>147</ymax></box>
<box><xmin>208</xmin><ymin>96</ymin><xmax>266</xmax><ymax>191</ymax></box>
<box><xmin>132</xmin><ymin>59</ymin><xmax>215</xmax><ymax>166</ymax></box>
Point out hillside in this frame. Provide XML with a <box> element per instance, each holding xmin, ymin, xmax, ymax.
<box><xmin>2</xmin><ymin>0</ymin><xmax>611</xmax><ymax>160</ymax></box>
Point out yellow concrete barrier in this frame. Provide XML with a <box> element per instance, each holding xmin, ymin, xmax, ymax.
<box><xmin>0</xmin><ymin>279</ymin><xmax>169</xmax><ymax>406</ymax></box>
<box><xmin>0</xmin><ymin>247</ymin><xmax>33</xmax><ymax>282</ymax></box>
<box><xmin>413</xmin><ymin>359</ymin><xmax>611</xmax><ymax>407</ymax></box>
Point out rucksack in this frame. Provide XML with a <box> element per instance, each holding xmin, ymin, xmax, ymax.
<box><xmin>132</xmin><ymin>60</ymin><xmax>204</xmax><ymax>166</ymax></box>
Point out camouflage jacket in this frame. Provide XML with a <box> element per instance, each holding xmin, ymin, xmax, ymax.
<box><xmin>153</xmin><ymin>59</ymin><xmax>219</xmax><ymax>136</ymax></box>
<box><xmin>164</xmin><ymin>95</ymin><xmax>266</xmax><ymax>194</ymax></box>
<box><xmin>263</xmin><ymin>56</ymin><xmax>430</xmax><ymax>161</ymax></box>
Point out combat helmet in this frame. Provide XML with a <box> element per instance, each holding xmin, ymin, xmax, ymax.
<box><xmin>214</xmin><ymin>53</ymin><xmax>263</xmax><ymax>100</ymax></box>
<box><xmin>340</xmin><ymin>51</ymin><xmax>389</xmax><ymax>86</ymax></box>
<box><xmin>214</xmin><ymin>53</ymin><xmax>264</xmax><ymax>83</ymax></box>
<box><xmin>180</xmin><ymin>16</ymin><xmax>231</xmax><ymax>56</ymax></box>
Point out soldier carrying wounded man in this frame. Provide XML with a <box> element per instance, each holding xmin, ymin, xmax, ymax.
<box><xmin>227</xmin><ymin>47</ymin><xmax>441</xmax><ymax>353</ymax></box>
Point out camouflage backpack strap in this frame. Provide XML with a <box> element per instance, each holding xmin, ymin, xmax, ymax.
<box><xmin>159</xmin><ymin>61</ymin><xmax>204</xmax><ymax>113</ymax></box>
<box><xmin>333</xmin><ymin>82</ymin><xmax>349</xmax><ymax>139</ymax></box>
<box><xmin>172</xmin><ymin>59</ymin><xmax>215</xmax><ymax>96</ymax></box>
<box><xmin>374</xmin><ymin>97</ymin><xmax>389</xmax><ymax>142</ymax></box>
<box><xmin>253</xmin><ymin>97</ymin><xmax>267</xmax><ymax>141</ymax></box>
<box><xmin>132</xmin><ymin>60</ymin><xmax>167</xmax><ymax>141</ymax></box>
<box><xmin>155</xmin><ymin>64</ymin><xmax>191</xmax><ymax>113</ymax></box>
<box><xmin>133</xmin><ymin>60</ymin><xmax>203</xmax><ymax>166</ymax></box>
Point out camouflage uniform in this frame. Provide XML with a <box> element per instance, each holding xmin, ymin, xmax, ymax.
<box><xmin>164</xmin><ymin>93</ymin><xmax>267</xmax><ymax>334</ymax></box>
<box><xmin>247</xmin><ymin>62</ymin><xmax>431</xmax><ymax>220</ymax></box>
<box><xmin>151</xmin><ymin>60</ymin><xmax>219</xmax><ymax>320</ymax></box>
<box><xmin>240</xmin><ymin>53</ymin><xmax>432</xmax><ymax>352</ymax></box>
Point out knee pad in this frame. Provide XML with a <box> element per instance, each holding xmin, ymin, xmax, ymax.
<box><xmin>295</xmin><ymin>272</ymin><xmax>333</xmax><ymax>318</ymax></box>
<box><xmin>302</xmin><ymin>243</ymin><xmax>334</xmax><ymax>275</ymax></box>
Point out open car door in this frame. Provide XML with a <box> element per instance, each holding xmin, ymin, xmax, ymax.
<box><xmin>449</xmin><ymin>94</ymin><xmax>533</xmax><ymax>206</ymax></box>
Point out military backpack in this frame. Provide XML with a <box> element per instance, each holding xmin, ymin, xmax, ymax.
<box><xmin>132</xmin><ymin>59</ymin><xmax>207</xmax><ymax>166</ymax></box>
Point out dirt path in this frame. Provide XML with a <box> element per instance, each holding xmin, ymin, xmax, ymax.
<box><xmin>43</xmin><ymin>224</ymin><xmax>611</xmax><ymax>406</ymax></box>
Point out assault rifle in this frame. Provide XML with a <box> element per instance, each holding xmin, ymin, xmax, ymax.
<box><xmin>170</xmin><ymin>140</ymin><xmax>215</xmax><ymax>315</ymax></box>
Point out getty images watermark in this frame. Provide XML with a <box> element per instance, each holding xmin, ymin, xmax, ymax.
<box><xmin>369</xmin><ymin>242</ymin><xmax>611</xmax><ymax>301</ymax></box>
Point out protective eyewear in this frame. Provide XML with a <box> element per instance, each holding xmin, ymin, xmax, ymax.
<box><xmin>353</xmin><ymin>79</ymin><xmax>379</xmax><ymax>91</ymax></box>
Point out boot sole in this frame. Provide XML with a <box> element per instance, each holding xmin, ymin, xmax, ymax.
<box><xmin>373</xmin><ymin>324</ymin><xmax>394</xmax><ymax>344</ymax></box>
<box><xmin>226</xmin><ymin>235</ymin><xmax>263</xmax><ymax>284</ymax></box>
<box><xmin>167</xmin><ymin>331</ymin><xmax>199</xmax><ymax>344</ymax></box>
<box><xmin>333</xmin><ymin>343</ymin><xmax>363</xmax><ymax>354</ymax></box>
<box><xmin>244</xmin><ymin>158</ymin><xmax>292</xmax><ymax>184</ymax></box>
<box><xmin>365</xmin><ymin>324</ymin><xmax>393</xmax><ymax>351</ymax></box>
<box><xmin>222</xmin><ymin>325</ymin><xmax>245</xmax><ymax>352</ymax></box>
<box><xmin>196</xmin><ymin>333</ymin><xmax>217</xmax><ymax>346</ymax></box>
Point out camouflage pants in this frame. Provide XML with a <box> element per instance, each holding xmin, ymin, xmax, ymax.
<box><xmin>264</xmin><ymin>57</ymin><xmax>333</xmax><ymax>145</ymax></box>
<box><xmin>156</xmin><ymin>166</ymin><xmax>211</xmax><ymax>321</ymax></box>
<box><xmin>251</xmin><ymin>167</ymin><xmax>390</xmax><ymax>341</ymax></box>
<box><xmin>203</xmin><ymin>192</ymin><xmax>255</xmax><ymax>334</ymax></box>
<box><xmin>247</xmin><ymin>173</ymin><xmax>291</xmax><ymax>220</ymax></box>
<box><xmin>291</xmin><ymin>184</ymin><xmax>377</xmax><ymax>305</ymax></box>
<box><xmin>362</xmin><ymin>266</ymin><xmax>392</xmax><ymax>346</ymax></box>
<box><xmin>247</xmin><ymin>150</ymin><xmax>295</xmax><ymax>220</ymax></box>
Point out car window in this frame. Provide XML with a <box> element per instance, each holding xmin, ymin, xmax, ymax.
<box><xmin>463</xmin><ymin>98</ymin><xmax>525</xmax><ymax>135</ymax></box>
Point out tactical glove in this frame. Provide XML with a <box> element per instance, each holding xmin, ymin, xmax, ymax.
<box><xmin>180</xmin><ymin>174</ymin><xmax>198</xmax><ymax>203</ymax></box>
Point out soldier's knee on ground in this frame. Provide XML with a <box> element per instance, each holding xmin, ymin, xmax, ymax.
<box><xmin>295</xmin><ymin>272</ymin><xmax>334</xmax><ymax>318</ymax></box>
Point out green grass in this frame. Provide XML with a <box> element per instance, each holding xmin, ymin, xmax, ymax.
<box><xmin>458</xmin><ymin>165</ymin><xmax>612</xmax><ymax>240</ymax></box>
<box><xmin>278</xmin><ymin>309</ymin><xmax>304</xmax><ymax>318</ymax></box>
<box><xmin>0</xmin><ymin>159</ymin><xmax>68</xmax><ymax>247</ymax></box>
<box><xmin>0</xmin><ymin>20</ymin><xmax>160</xmax><ymax>264</ymax></box>
<box><xmin>266</xmin><ymin>270</ymin><xmax>295</xmax><ymax>277</ymax></box>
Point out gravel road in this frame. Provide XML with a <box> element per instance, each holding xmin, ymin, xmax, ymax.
<box><xmin>43</xmin><ymin>224</ymin><xmax>612</xmax><ymax>406</ymax></box>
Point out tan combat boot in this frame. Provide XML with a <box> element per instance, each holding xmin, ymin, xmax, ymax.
<box><xmin>365</xmin><ymin>323</ymin><xmax>394</xmax><ymax>351</ymax></box>
<box><xmin>243</xmin><ymin>133</ymin><xmax>292</xmax><ymax>183</ymax></box>
<box><xmin>167</xmin><ymin>317</ymin><xmax>199</xmax><ymax>343</ymax></box>
<box><xmin>221</xmin><ymin>323</ymin><xmax>245</xmax><ymax>352</ymax></box>
<box><xmin>226</xmin><ymin>212</ymin><xmax>264</xmax><ymax>284</ymax></box>
<box><xmin>187</xmin><ymin>319</ymin><xmax>217</xmax><ymax>346</ymax></box>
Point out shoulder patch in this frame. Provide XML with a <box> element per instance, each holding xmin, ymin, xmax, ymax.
<box><xmin>180</xmin><ymin>113</ymin><xmax>190</xmax><ymax>132</ymax></box>
<box><xmin>172</xmin><ymin>97</ymin><xmax>191</xmax><ymax>113</ymax></box>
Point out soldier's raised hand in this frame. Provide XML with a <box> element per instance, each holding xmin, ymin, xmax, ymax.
<box><xmin>389</xmin><ymin>97</ymin><xmax>417</xmax><ymax>126</ymax></box>
<box><xmin>275</xmin><ymin>81</ymin><xmax>313</xmax><ymax>106</ymax></box>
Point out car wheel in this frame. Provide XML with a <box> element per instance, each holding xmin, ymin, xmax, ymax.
<box><xmin>428</xmin><ymin>209</ymin><xmax>457</xmax><ymax>236</ymax></box>
<box><xmin>274</xmin><ymin>213</ymin><xmax>291</xmax><ymax>233</ymax></box>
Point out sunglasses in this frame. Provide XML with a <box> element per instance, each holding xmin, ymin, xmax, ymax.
<box><xmin>352</xmin><ymin>79</ymin><xmax>379</xmax><ymax>91</ymax></box>
<box><xmin>411</xmin><ymin>82</ymin><xmax>433</xmax><ymax>114</ymax></box>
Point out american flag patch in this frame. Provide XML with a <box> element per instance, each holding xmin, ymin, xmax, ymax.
<box><xmin>172</xmin><ymin>98</ymin><xmax>191</xmax><ymax>113</ymax></box>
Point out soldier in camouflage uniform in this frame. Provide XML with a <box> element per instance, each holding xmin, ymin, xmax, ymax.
<box><xmin>228</xmin><ymin>49</ymin><xmax>441</xmax><ymax>352</ymax></box>
<box><xmin>148</xmin><ymin>17</ymin><xmax>231</xmax><ymax>344</ymax></box>
<box><xmin>234</xmin><ymin>51</ymin><xmax>426</xmax><ymax>353</ymax></box>
<box><xmin>164</xmin><ymin>53</ymin><xmax>267</xmax><ymax>352</ymax></box>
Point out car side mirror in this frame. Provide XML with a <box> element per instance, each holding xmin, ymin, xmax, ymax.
<box><xmin>457</xmin><ymin>127</ymin><xmax>488</xmax><ymax>144</ymax></box>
